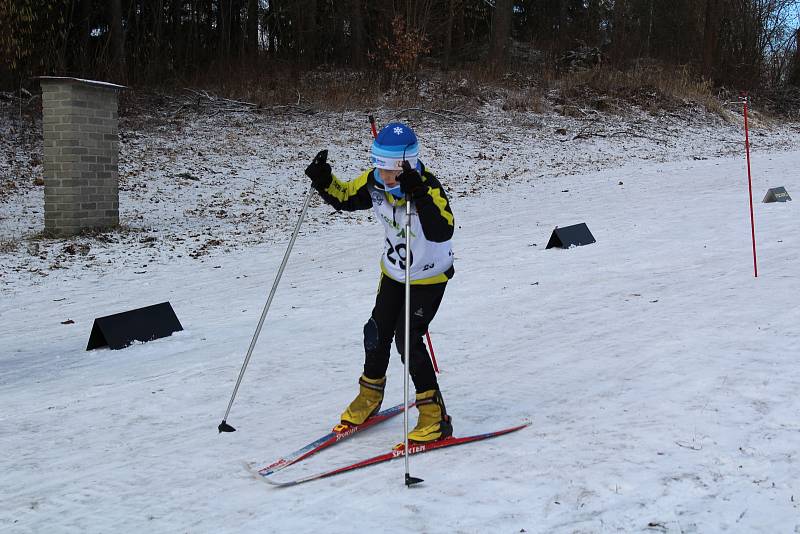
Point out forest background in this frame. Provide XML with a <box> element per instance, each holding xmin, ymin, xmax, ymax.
<box><xmin>3</xmin><ymin>0</ymin><xmax>800</xmax><ymax>116</ymax></box>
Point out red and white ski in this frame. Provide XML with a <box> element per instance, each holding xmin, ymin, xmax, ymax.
<box><xmin>254</xmin><ymin>403</ymin><xmax>407</xmax><ymax>477</ymax></box>
<box><xmin>261</xmin><ymin>422</ymin><xmax>531</xmax><ymax>487</ymax></box>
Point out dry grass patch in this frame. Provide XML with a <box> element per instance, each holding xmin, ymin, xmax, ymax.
<box><xmin>502</xmin><ymin>88</ymin><xmax>547</xmax><ymax>112</ymax></box>
<box><xmin>552</xmin><ymin>64</ymin><xmax>724</xmax><ymax>116</ymax></box>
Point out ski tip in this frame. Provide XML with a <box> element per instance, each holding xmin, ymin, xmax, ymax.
<box><xmin>218</xmin><ymin>420</ymin><xmax>237</xmax><ymax>433</ymax></box>
<box><xmin>242</xmin><ymin>461</ymin><xmax>258</xmax><ymax>476</ymax></box>
<box><xmin>504</xmin><ymin>421</ymin><xmax>532</xmax><ymax>434</ymax></box>
<box><xmin>261</xmin><ymin>476</ymin><xmax>297</xmax><ymax>488</ymax></box>
<box><xmin>244</xmin><ymin>462</ymin><xmax>289</xmax><ymax>487</ymax></box>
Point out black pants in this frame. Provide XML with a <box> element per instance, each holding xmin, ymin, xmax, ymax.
<box><xmin>362</xmin><ymin>275</ymin><xmax>447</xmax><ymax>393</ymax></box>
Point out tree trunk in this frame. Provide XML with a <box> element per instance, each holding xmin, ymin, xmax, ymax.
<box><xmin>611</xmin><ymin>0</ymin><xmax>627</xmax><ymax>65</ymax></box>
<box><xmin>489</xmin><ymin>0</ymin><xmax>512</xmax><ymax>68</ymax></box>
<box><xmin>558</xmin><ymin>0</ymin><xmax>567</xmax><ymax>47</ymax></box>
<box><xmin>293</xmin><ymin>0</ymin><xmax>317</xmax><ymax>64</ymax></box>
<box><xmin>790</xmin><ymin>28</ymin><xmax>800</xmax><ymax>86</ymax></box>
<box><xmin>79</xmin><ymin>0</ymin><xmax>92</xmax><ymax>75</ymax></box>
<box><xmin>645</xmin><ymin>0</ymin><xmax>654</xmax><ymax>57</ymax></box>
<box><xmin>231</xmin><ymin>0</ymin><xmax>242</xmax><ymax>57</ymax></box>
<box><xmin>153</xmin><ymin>0</ymin><xmax>164</xmax><ymax>77</ymax></box>
<box><xmin>267</xmin><ymin>0</ymin><xmax>277</xmax><ymax>57</ymax></box>
<box><xmin>304</xmin><ymin>0</ymin><xmax>318</xmax><ymax>64</ymax></box>
<box><xmin>171</xmin><ymin>0</ymin><xmax>182</xmax><ymax>73</ymax></box>
<box><xmin>443</xmin><ymin>0</ymin><xmax>454</xmax><ymax>68</ymax></box>
<box><xmin>247</xmin><ymin>0</ymin><xmax>259</xmax><ymax>55</ymax></box>
<box><xmin>110</xmin><ymin>0</ymin><xmax>126</xmax><ymax>82</ymax></box>
<box><xmin>452</xmin><ymin>0</ymin><xmax>464</xmax><ymax>58</ymax></box>
<box><xmin>702</xmin><ymin>0</ymin><xmax>721</xmax><ymax>79</ymax></box>
<box><xmin>219</xmin><ymin>0</ymin><xmax>231</xmax><ymax>59</ymax></box>
<box><xmin>348</xmin><ymin>0</ymin><xmax>364</xmax><ymax>67</ymax></box>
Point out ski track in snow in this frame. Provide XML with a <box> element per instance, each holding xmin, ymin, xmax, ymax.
<box><xmin>1</xmin><ymin>107</ymin><xmax>799</xmax><ymax>533</ymax></box>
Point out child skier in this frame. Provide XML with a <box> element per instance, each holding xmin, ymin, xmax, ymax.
<box><xmin>304</xmin><ymin>122</ymin><xmax>455</xmax><ymax>443</ymax></box>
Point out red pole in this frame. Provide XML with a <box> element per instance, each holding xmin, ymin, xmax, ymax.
<box><xmin>368</xmin><ymin>114</ymin><xmax>378</xmax><ymax>139</ymax></box>
<box><xmin>368</xmin><ymin>114</ymin><xmax>440</xmax><ymax>372</ymax></box>
<box><xmin>742</xmin><ymin>94</ymin><xmax>758</xmax><ymax>278</ymax></box>
<box><xmin>425</xmin><ymin>331</ymin><xmax>440</xmax><ymax>373</ymax></box>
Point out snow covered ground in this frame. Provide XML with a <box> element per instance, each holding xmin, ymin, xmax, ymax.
<box><xmin>1</xmin><ymin>103</ymin><xmax>799</xmax><ymax>533</ymax></box>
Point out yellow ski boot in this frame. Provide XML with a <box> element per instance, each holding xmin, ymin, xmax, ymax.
<box><xmin>336</xmin><ymin>375</ymin><xmax>386</xmax><ymax>430</ymax></box>
<box><xmin>408</xmin><ymin>389</ymin><xmax>453</xmax><ymax>443</ymax></box>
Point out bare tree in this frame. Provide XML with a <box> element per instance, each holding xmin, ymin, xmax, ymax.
<box><xmin>348</xmin><ymin>0</ymin><xmax>365</xmax><ymax>67</ymax></box>
<box><xmin>110</xmin><ymin>0</ymin><xmax>126</xmax><ymax>82</ymax></box>
<box><xmin>294</xmin><ymin>0</ymin><xmax>318</xmax><ymax>64</ymax></box>
<box><xmin>489</xmin><ymin>0</ymin><xmax>512</xmax><ymax>67</ymax></box>
<box><xmin>443</xmin><ymin>0</ymin><xmax>455</xmax><ymax>68</ymax></box>
<box><xmin>78</xmin><ymin>0</ymin><xmax>92</xmax><ymax>76</ymax></box>
<box><xmin>247</xmin><ymin>0</ymin><xmax>259</xmax><ymax>55</ymax></box>
<box><xmin>789</xmin><ymin>28</ymin><xmax>800</xmax><ymax>85</ymax></box>
<box><xmin>702</xmin><ymin>0</ymin><xmax>722</xmax><ymax>79</ymax></box>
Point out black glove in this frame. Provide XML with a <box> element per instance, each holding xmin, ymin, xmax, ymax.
<box><xmin>398</xmin><ymin>160</ymin><xmax>427</xmax><ymax>199</ymax></box>
<box><xmin>305</xmin><ymin>149</ymin><xmax>331</xmax><ymax>187</ymax></box>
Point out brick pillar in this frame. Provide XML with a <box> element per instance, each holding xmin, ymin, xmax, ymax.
<box><xmin>39</xmin><ymin>77</ymin><xmax>125</xmax><ymax>236</ymax></box>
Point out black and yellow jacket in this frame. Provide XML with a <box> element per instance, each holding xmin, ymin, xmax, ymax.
<box><xmin>311</xmin><ymin>163</ymin><xmax>455</xmax><ymax>285</ymax></box>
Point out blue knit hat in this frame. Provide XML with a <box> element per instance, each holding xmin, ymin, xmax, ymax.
<box><xmin>371</xmin><ymin>122</ymin><xmax>419</xmax><ymax>170</ymax></box>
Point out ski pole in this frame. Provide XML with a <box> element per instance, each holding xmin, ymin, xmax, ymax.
<box><xmin>218</xmin><ymin>150</ymin><xmax>326</xmax><ymax>433</ymax></box>
<box><xmin>741</xmin><ymin>93</ymin><xmax>758</xmax><ymax>277</ymax></box>
<box><xmin>368</xmin><ymin>114</ymin><xmax>440</xmax><ymax>372</ymax></box>
<box><xmin>402</xmin><ymin>161</ymin><xmax>424</xmax><ymax>487</ymax></box>
<box><xmin>368</xmin><ymin>114</ymin><xmax>378</xmax><ymax>138</ymax></box>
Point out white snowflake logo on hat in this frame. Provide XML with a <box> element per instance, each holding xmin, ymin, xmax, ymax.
<box><xmin>393</xmin><ymin>126</ymin><xmax>404</xmax><ymax>135</ymax></box>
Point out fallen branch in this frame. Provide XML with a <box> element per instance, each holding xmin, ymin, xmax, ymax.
<box><xmin>390</xmin><ymin>107</ymin><xmax>461</xmax><ymax>122</ymax></box>
<box><xmin>560</xmin><ymin>105</ymin><xmax>599</xmax><ymax>118</ymax></box>
<box><xmin>608</xmin><ymin>130</ymin><xmax>666</xmax><ymax>143</ymax></box>
<box><xmin>183</xmin><ymin>88</ymin><xmax>212</xmax><ymax>100</ymax></box>
<box><xmin>182</xmin><ymin>88</ymin><xmax>257</xmax><ymax>107</ymax></box>
<box><xmin>567</xmin><ymin>127</ymin><xmax>666</xmax><ymax>144</ymax></box>
<box><xmin>171</xmin><ymin>103</ymin><xmax>192</xmax><ymax>117</ymax></box>
<box><xmin>561</xmin><ymin>118</ymin><xmax>600</xmax><ymax>142</ymax></box>
<box><xmin>209</xmin><ymin>107</ymin><xmax>262</xmax><ymax>117</ymax></box>
<box><xmin>215</xmin><ymin>96</ymin><xmax>257</xmax><ymax>107</ymax></box>
<box><xmin>265</xmin><ymin>104</ymin><xmax>316</xmax><ymax>114</ymax></box>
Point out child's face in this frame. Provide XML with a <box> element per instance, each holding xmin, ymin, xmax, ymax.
<box><xmin>380</xmin><ymin>168</ymin><xmax>402</xmax><ymax>186</ymax></box>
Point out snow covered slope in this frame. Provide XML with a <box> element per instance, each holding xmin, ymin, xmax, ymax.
<box><xmin>1</xmin><ymin>113</ymin><xmax>799</xmax><ymax>533</ymax></box>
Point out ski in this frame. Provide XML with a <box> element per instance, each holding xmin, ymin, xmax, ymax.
<box><xmin>254</xmin><ymin>402</ymin><xmax>407</xmax><ymax>477</ymax></box>
<box><xmin>261</xmin><ymin>422</ymin><xmax>530</xmax><ymax>487</ymax></box>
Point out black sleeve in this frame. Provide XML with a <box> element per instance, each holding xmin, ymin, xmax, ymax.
<box><xmin>313</xmin><ymin>170</ymin><xmax>374</xmax><ymax>212</ymax></box>
<box><xmin>414</xmin><ymin>172</ymin><xmax>455</xmax><ymax>242</ymax></box>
